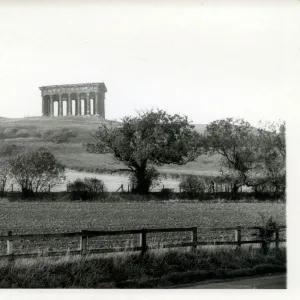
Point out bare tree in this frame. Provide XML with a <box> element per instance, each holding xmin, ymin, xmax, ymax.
<box><xmin>9</xmin><ymin>147</ymin><xmax>65</xmax><ymax>197</ymax></box>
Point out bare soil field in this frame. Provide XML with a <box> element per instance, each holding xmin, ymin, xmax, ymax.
<box><xmin>0</xmin><ymin>201</ymin><xmax>286</xmax><ymax>255</ymax></box>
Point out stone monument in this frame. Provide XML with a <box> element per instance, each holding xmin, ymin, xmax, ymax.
<box><xmin>39</xmin><ymin>82</ymin><xmax>107</xmax><ymax>117</ymax></box>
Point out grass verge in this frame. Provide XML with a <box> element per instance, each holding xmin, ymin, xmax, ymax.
<box><xmin>0</xmin><ymin>247</ymin><xmax>286</xmax><ymax>288</ymax></box>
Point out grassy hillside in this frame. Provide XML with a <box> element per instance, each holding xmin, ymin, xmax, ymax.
<box><xmin>0</xmin><ymin>116</ymin><xmax>220</xmax><ymax>176</ymax></box>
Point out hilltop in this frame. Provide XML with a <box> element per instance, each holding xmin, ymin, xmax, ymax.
<box><xmin>0</xmin><ymin>116</ymin><xmax>220</xmax><ymax>176</ymax></box>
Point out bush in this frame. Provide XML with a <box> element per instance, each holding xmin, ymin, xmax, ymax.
<box><xmin>42</xmin><ymin>128</ymin><xmax>77</xmax><ymax>143</ymax></box>
<box><xmin>160</xmin><ymin>188</ymin><xmax>175</xmax><ymax>200</ymax></box>
<box><xmin>179</xmin><ymin>175</ymin><xmax>206</xmax><ymax>199</ymax></box>
<box><xmin>68</xmin><ymin>177</ymin><xmax>105</xmax><ymax>200</ymax></box>
<box><xmin>3</xmin><ymin>128</ymin><xmax>18</xmax><ymax>138</ymax></box>
<box><xmin>0</xmin><ymin>143</ymin><xmax>17</xmax><ymax>156</ymax></box>
<box><xmin>15</xmin><ymin>129</ymin><xmax>29</xmax><ymax>138</ymax></box>
<box><xmin>41</xmin><ymin>129</ymin><xmax>53</xmax><ymax>140</ymax></box>
<box><xmin>33</xmin><ymin>131</ymin><xmax>42</xmax><ymax>138</ymax></box>
<box><xmin>253</xmin><ymin>214</ymin><xmax>279</xmax><ymax>254</ymax></box>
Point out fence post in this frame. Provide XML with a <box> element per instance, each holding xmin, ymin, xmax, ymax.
<box><xmin>80</xmin><ymin>231</ymin><xmax>88</xmax><ymax>256</ymax></box>
<box><xmin>140</xmin><ymin>229</ymin><xmax>147</xmax><ymax>256</ymax></box>
<box><xmin>235</xmin><ymin>226</ymin><xmax>242</xmax><ymax>250</ymax></box>
<box><xmin>259</xmin><ymin>228</ymin><xmax>268</xmax><ymax>254</ymax></box>
<box><xmin>48</xmin><ymin>184</ymin><xmax>51</xmax><ymax>193</ymax></box>
<box><xmin>7</xmin><ymin>231</ymin><xmax>13</xmax><ymax>260</ymax></box>
<box><xmin>191</xmin><ymin>227</ymin><xmax>198</xmax><ymax>253</ymax></box>
<box><xmin>275</xmin><ymin>229</ymin><xmax>280</xmax><ymax>252</ymax></box>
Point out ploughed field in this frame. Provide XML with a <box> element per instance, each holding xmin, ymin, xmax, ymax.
<box><xmin>0</xmin><ymin>201</ymin><xmax>286</xmax><ymax>255</ymax></box>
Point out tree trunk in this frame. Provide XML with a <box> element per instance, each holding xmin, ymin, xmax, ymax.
<box><xmin>231</xmin><ymin>183</ymin><xmax>240</xmax><ymax>200</ymax></box>
<box><xmin>132</xmin><ymin>165</ymin><xmax>153</xmax><ymax>195</ymax></box>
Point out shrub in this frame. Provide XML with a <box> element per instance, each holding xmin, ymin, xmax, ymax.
<box><xmin>33</xmin><ymin>131</ymin><xmax>42</xmax><ymax>138</ymax></box>
<box><xmin>253</xmin><ymin>214</ymin><xmax>279</xmax><ymax>254</ymax></box>
<box><xmin>0</xmin><ymin>143</ymin><xmax>17</xmax><ymax>156</ymax></box>
<box><xmin>41</xmin><ymin>129</ymin><xmax>53</xmax><ymax>140</ymax></box>
<box><xmin>15</xmin><ymin>129</ymin><xmax>29</xmax><ymax>138</ymax></box>
<box><xmin>68</xmin><ymin>177</ymin><xmax>105</xmax><ymax>200</ymax></box>
<box><xmin>160</xmin><ymin>188</ymin><xmax>175</xmax><ymax>200</ymax></box>
<box><xmin>3</xmin><ymin>128</ymin><xmax>18</xmax><ymax>138</ymax></box>
<box><xmin>179</xmin><ymin>175</ymin><xmax>206</xmax><ymax>198</ymax></box>
<box><xmin>42</xmin><ymin>128</ymin><xmax>77</xmax><ymax>143</ymax></box>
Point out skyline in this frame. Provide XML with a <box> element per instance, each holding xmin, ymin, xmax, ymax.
<box><xmin>0</xmin><ymin>0</ymin><xmax>299</xmax><ymax>126</ymax></box>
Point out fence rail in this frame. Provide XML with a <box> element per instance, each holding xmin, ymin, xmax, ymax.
<box><xmin>0</xmin><ymin>225</ymin><xmax>286</xmax><ymax>261</ymax></box>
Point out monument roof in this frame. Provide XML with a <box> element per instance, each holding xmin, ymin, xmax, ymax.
<box><xmin>39</xmin><ymin>82</ymin><xmax>107</xmax><ymax>92</ymax></box>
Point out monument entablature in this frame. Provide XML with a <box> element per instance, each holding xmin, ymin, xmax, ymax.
<box><xmin>39</xmin><ymin>82</ymin><xmax>107</xmax><ymax>117</ymax></box>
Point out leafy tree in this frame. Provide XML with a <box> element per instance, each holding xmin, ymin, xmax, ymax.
<box><xmin>87</xmin><ymin>110</ymin><xmax>203</xmax><ymax>194</ymax></box>
<box><xmin>9</xmin><ymin>147</ymin><xmax>65</xmax><ymax>197</ymax></box>
<box><xmin>0</xmin><ymin>159</ymin><xmax>10</xmax><ymax>196</ymax></box>
<box><xmin>204</xmin><ymin>118</ymin><xmax>259</xmax><ymax>198</ymax></box>
<box><xmin>0</xmin><ymin>143</ymin><xmax>17</xmax><ymax>195</ymax></box>
<box><xmin>255</xmin><ymin>121</ymin><xmax>286</xmax><ymax>197</ymax></box>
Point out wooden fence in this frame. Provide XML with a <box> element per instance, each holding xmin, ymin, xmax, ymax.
<box><xmin>0</xmin><ymin>226</ymin><xmax>286</xmax><ymax>261</ymax></box>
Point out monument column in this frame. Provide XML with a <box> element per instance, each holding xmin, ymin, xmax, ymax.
<box><xmin>93</xmin><ymin>95</ymin><xmax>96</xmax><ymax>115</ymax></box>
<box><xmin>95</xmin><ymin>93</ymin><xmax>98</xmax><ymax>115</ymax></box>
<box><xmin>67</xmin><ymin>94</ymin><xmax>71</xmax><ymax>116</ymax></box>
<box><xmin>86</xmin><ymin>93</ymin><xmax>90</xmax><ymax>115</ymax></box>
<box><xmin>84</xmin><ymin>95</ymin><xmax>87</xmax><ymax>115</ymax></box>
<box><xmin>50</xmin><ymin>95</ymin><xmax>54</xmax><ymax>116</ymax></box>
<box><xmin>42</xmin><ymin>96</ymin><xmax>45</xmax><ymax>116</ymax></box>
<box><xmin>77</xmin><ymin>93</ymin><xmax>81</xmax><ymax>115</ymax></box>
<box><xmin>58</xmin><ymin>94</ymin><xmax>62</xmax><ymax>116</ymax></box>
<box><xmin>95</xmin><ymin>92</ymin><xmax>105</xmax><ymax>118</ymax></box>
<box><xmin>99</xmin><ymin>94</ymin><xmax>105</xmax><ymax>118</ymax></box>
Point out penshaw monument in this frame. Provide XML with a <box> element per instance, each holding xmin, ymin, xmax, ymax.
<box><xmin>39</xmin><ymin>82</ymin><xmax>107</xmax><ymax>118</ymax></box>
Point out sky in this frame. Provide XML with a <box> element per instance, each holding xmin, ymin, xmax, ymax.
<box><xmin>0</xmin><ymin>0</ymin><xmax>299</xmax><ymax>126</ymax></box>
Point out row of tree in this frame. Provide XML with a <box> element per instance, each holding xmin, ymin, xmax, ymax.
<box><xmin>87</xmin><ymin>110</ymin><xmax>285</xmax><ymax>198</ymax></box>
<box><xmin>0</xmin><ymin>109</ymin><xmax>285</xmax><ymax>199</ymax></box>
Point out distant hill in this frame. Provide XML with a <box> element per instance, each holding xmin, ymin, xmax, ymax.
<box><xmin>0</xmin><ymin>116</ymin><xmax>219</xmax><ymax>176</ymax></box>
<box><xmin>0</xmin><ymin>115</ymin><xmax>118</xmax><ymax>143</ymax></box>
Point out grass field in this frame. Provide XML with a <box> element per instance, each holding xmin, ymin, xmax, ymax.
<box><xmin>0</xmin><ymin>116</ymin><xmax>220</xmax><ymax>175</ymax></box>
<box><xmin>0</xmin><ymin>248</ymin><xmax>286</xmax><ymax>288</ymax></box>
<box><xmin>0</xmin><ymin>201</ymin><xmax>286</xmax><ymax>255</ymax></box>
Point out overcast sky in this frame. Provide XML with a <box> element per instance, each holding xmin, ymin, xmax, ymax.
<box><xmin>0</xmin><ymin>0</ymin><xmax>299</xmax><ymax>126</ymax></box>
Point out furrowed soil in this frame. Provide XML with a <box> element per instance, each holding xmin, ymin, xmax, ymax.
<box><xmin>0</xmin><ymin>201</ymin><xmax>286</xmax><ymax>255</ymax></box>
